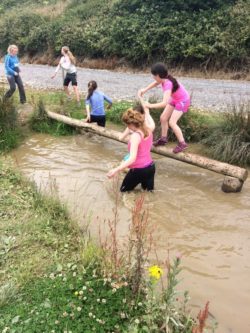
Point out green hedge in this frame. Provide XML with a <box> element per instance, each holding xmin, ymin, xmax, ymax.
<box><xmin>0</xmin><ymin>0</ymin><xmax>249</xmax><ymax>69</ymax></box>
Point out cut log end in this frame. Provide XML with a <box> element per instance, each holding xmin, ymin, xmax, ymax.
<box><xmin>221</xmin><ymin>176</ymin><xmax>244</xmax><ymax>193</ymax></box>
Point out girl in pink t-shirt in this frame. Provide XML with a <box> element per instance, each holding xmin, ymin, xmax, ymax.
<box><xmin>138</xmin><ymin>63</ymin><xmax>191</xmax><ymax>153</ymax></box>
<box><xmin>107</xmin><ymin>105</ymin><xmax>155</xmax><ymax>192</ymax></box>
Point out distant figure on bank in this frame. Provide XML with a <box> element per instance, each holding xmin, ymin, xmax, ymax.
<box><xmin>138</xmin><ymin>63</ymin><xmax>190</xmax><ymax>154</ymax></box>
<box><xmin>51</xmin><ymin>46</ymin><xmax>80</xmax><ymax>105</ymax></box>
<box><xmin>4</xmin><ymin>45</ymin><xmax>26</xmax><ymax>104</ymax></box>
<box><xmin>85</xmin><ymin>80</ymin><xmax>112</xmax><ymax>127</ymax></box>
<box><xmin>107</xmin><ymin>104</ymin><xmax>155</xmax><ymax>192</ymax></box>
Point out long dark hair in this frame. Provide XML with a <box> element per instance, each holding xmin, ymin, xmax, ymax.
<box><xmin>87</xmin><ymin>80</ymin><xmax>97</xmax><ymax>99</ymax></box>
<box><xmin>151</xmin><ymin>63</ymin><xmax>179</xmax><ymax>93</ymax></box>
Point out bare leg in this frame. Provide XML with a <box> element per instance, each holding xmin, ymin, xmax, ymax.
<box><xmin>64</xmin><ymin>85</ymin><xmax>71</xmax><ymax>98</ymax></box>
<box><xmin>160</xmin><ymin>104</ymin><xmax>174</xmax><ymax>137</ymax></box>
<box><xmin>73</xmin><ymin>85</ymin><xmax>80</xmax><ymax>102</ymax></box>
<box><xmin>169</xmin><ymin>110</ymin><xmax>185</xmax><ymax>142</ymax></box>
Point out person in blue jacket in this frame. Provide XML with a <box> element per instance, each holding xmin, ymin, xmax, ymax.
<box><xmin>85</xmin><ymin>80</ymin><xmax>112</xmax><ymax>127</ymax></box>
<box><xmin>4</xmin><ymin>45</ymin><xmax>26</xmax><ymax>104</ymax></box>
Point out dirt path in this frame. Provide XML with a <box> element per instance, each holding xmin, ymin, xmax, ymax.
<box><xmin>1</xmin><ymin>63</ymin><xmax>250</xmax><ymax>111</ymax></box>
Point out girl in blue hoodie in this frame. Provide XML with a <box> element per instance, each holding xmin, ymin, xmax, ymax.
<box><xmin>4</xmin><ymin>45</ymin><xmax>26</xmax><ymax>104</ymax></box>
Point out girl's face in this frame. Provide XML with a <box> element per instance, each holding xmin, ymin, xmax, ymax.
<box><xmin>11</xmin><ymin>48</ymin><xmax>18</xmax><ymax>56</ymax></box>
<box><xmin>153</xmin><ymin>74</ymin><xmax>163</xmax><ymax>84</ymax></box>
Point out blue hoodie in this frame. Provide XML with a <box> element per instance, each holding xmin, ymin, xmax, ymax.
<box><xmin>4</xmin><ymin>54</ymin><xmax>19</xmax><ymax>76</ymax></box>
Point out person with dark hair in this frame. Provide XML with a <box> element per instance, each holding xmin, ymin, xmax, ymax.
<box><xmin>107</xmin><ymin>104</ymin><xmax>155</xmax><ymax>192</ymax></box>
<box><xmin>84</xmin><ymin>80</ymin><xmax>112</xmax><ymax>127</ymax></box>
<box><xmin>4</xmin><ymin>45</ymin><xmax>26</xmax><ymax>104</ymax></box>
<box><xmin>138</xmin><ymin>63</ymin><xmax>190</xmax><ymax>153</ymax></box>
<box><xmin>51</xmin><ymin>46</ymin><xmax>80</xmax><ymax>105</ymax></box>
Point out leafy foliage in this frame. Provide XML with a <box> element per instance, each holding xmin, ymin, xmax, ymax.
<box><xmin>0</xmin><ymin>0</ymin><xmax>249</xmax><ymax>70</ymax></box>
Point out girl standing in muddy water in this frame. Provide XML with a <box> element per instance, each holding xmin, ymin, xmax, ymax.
<box><xmin>138</xmin><ymin>63</ymin><xmax>190</xmax><ymax>153</ymax></box>
<box><xmin>51</xmin><ymin>46</ymin><xmax>80</xmax><ymax>105</ymax></box>
<box><xmin>107</xmin><ymin>103</ymin><xmax>155</xmax><ymax>192</ymax></box>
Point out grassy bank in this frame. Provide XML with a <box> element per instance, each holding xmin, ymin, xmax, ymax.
<box><xmin>0</xmin><ymin>159</ymin><xmax>215</xmax><ymax>332</ymax></box>
<box><xmin>0</xmin><ymin>89</ymin><xmax>24</xmax><ymax>153</ymax></box>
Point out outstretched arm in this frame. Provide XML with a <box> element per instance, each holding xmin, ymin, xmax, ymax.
<box><xmin>107</xmin><ymin>133</ymin><xmax>140</xmax><ymax>178</ymax></box>
<box><xmin>144</xmin><ymin>90</ymin><xmax>171</xmax><ymax>109</ymax></box>
<box><xmin>138</xmin><ymin>81</ymin><xmax>159</xmax><ymax>97</ymax></box>
<box><xmin>119</xmin><ymin>127</ymin><xmax>131</xmax><ymax>141</ymax></box>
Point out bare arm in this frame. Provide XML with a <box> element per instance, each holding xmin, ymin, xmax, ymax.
<box><xmin>119</xmin><ymin>127</ymin><xmax>131</xmax><ymax>141</ymax></box>
<box><xmin>107</xmin><ymin>133</ymin><xmax>140</xmax><ymax>178</ymax></box>
<box><xmin>138</xmin><ymin>81</ymin><xmax>159</xmax><ymax>97</ymax></box>
<box><xmin>144</xmin><ymin>90</ymin><xmax>171</xmax><ymax>109</ymax></box>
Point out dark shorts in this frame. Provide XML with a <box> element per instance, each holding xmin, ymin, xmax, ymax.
<box><xmin>120</xmin><ymin>163</ymin><xmax>155</xmax><ymax>192</ymax></box>
<box><xmin>90</xmin><ymin>115</ymin><xmax>106</xmax><ymax>127</ymax></box>
<box><xmin>63</xmin><ymin>73</ymin><xmax>77</xmax><ymax>86</ymax></box>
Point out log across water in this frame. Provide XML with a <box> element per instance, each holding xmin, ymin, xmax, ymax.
<box><xmin>46</xmin><ymin>111</ymin><xmax>248</xmax><ymax>192</ymax></box>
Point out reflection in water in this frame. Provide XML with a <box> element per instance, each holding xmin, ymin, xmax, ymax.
<box><xmin>11</xmin><ymin>133</ymin><xmax>250</xmax><ymax>333</ymax></box>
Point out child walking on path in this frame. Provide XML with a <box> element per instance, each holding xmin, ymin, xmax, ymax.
<box><xmin>4</xmin><ymin>45</ymin><xmax>26</xmax><ymax>104</ymax></box>
<box><xmin>138</xmin><ymin>63</ymin><xmax>190</xmax><ymax>153</ymax></box>
<box><xmin>85</xmin><ymin>80</ymin><xmax>112</xmax><ymax>127</ymax></box>
<box><xmin>107</xmin><ymin>104</ymin><xmax>155</xmax><ymax>192</ymax></box>
<box><xmin>51</xmin><ymin>46</ymin><xmax>80</xmax><ymax>105</ymax></box>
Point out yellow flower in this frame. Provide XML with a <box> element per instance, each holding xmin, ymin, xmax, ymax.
<box><xmin>149</xmin><ymin>265</ymin><xmax>163</xmax><ymax>280</ymax></box>
<box><xmin>74</xmin><ymin>291</ymin><xmax>79</xmax><ymax>296</ymax></box>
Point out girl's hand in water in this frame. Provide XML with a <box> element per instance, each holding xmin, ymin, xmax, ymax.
<box><xmin>107</xmin><ymin>168</ymin><xmax>119</xmax><ymax>178</ymax></box>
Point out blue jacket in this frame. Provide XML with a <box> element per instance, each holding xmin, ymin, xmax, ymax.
<box><xmin>86</xmin><ymin>91</ymin><xmax>112</xmax><ymax>116</ymax></box>
<box><xmin>5</xmin><ymin>54</ymin><xmax>19</xmax><ymax>76</ymax></box>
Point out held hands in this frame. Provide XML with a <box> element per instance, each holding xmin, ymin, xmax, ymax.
<box><xmin>138</xmin><ymin>88</ymin><xmax>146</xmax><ymax>98</ymax></box>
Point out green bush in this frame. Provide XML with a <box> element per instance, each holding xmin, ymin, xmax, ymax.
<box><xmin>202</xmin><ymin>103</ymin><xmax>250</xmax><ymax>166</ymax></box>
<box><xmin>0</xmin><ymin>89</ymin><xmax>22</xmax><ymax>152</ymax></box>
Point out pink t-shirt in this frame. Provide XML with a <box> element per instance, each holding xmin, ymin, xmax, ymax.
<box><xmin>162</xmin><ymin>79</ymin><xmax>190</xmax><ymax>102</ymax></box>
<box><xmin>128</xmin><ymin>132</ymin><xmax>153</xmax><ymax>169</ymax></box>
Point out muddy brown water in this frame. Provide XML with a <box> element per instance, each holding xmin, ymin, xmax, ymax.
<box><xmin>10</xmin><ymin>133</ymin><xmax>250</xmax><ymax>333</ymax></box>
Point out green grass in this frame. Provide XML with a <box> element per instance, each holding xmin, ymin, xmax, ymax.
<box><xmin>0</xmin><ymin>90</ymin><xmax>23</xmax><ymax>153</ymax></box>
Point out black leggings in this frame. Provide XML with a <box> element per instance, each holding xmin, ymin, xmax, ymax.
<box><xmin>120</xmin><ymin>163</ymin><xmax>155</xmax><ymax>192</ymax></box>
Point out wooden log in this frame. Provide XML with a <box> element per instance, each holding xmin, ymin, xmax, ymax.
<box><xmin>221</xmin><ymin>176</ymin><xmax>243</xmax><ymax>193</ymax></box>
<box><xmin>47</xmin><ymin>111</ymin><xmax>248</xmax><ymax>184</ymax></box>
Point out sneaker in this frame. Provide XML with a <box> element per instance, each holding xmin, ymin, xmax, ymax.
<box><xmin>153</xmin><ymin>137</ymin><xmax>168</xmax><ymax>147</ymax></box>
<box><xmin>173</xmin><ymin>142</ymin><xmax>188</xmax><ymax>154</ymax></box>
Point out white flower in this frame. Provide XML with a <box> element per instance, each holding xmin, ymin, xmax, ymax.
<box><xmin>77</xmin><ymin>307</ymin><xmax>82</xmax><ymax>312</ymax></box>
<box><xmin>73</xmin><ymin>272</ymin><xmax>77</xmax><ymax>277</ymax></box>
<box><xmin>97</xmin><ymin>298</ymin><xmax>100</xmax><ymax>302</ymax></box>
<box><xmin>63</xmin><ymin>312</ymin><xmax>68</xmax><ymax>317</ymax></box>
<box><xmin>82</xmin><ymin>286</ymin><xmax>87</xmax><ymax>290</ymax></box>
<box><xmin>79</xmin><ymin>290</ymin><xmax>83</xmax><ymax>295</ymax></box>
<box><xmin>120</xmin><ymin>312</ymin><xmax>126</xmax><ymax>319</ymax></box>
<box><xmin>122</xmin><ymin>298</ymin><xmax>126</xmax><ymax>303</ymax></box>
<box><xmin>138</xmin><ymin>302</ymin><xmax>142</xmax><ymax>307</ymax></box>
<box><xmin>112</xmin><ymin>288</ymin><xmax>117</xmax><ymax>293</ymax></box>
<box><xmin>89</xmin><ymin>312</ymin><xmax>93</xmax><ymax>317</ymax></box>
<box><xmin>102</xmin><ymin>299</ymin><xmax>106</xmax><ymax>304</ymax></box>
<box><xmin>55</xmin><ymin>320</ymin><xmax>59</xmax><ymax>325</ymax></box>
<box><xmin>135</xmin><ymin>319</ymin><xmax>140</xmax><ymax>324</ymax></box>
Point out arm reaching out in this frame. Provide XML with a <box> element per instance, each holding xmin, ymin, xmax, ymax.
<box><xmin>138</xmin><ymin>81</ymin><xmax>159</xmax><ymax>97</ymax></box>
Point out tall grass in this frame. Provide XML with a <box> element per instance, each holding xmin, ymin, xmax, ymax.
<box><xmin>0</xmin><ymin>89</ymin><xmax>22</xmax><ymax>152</ymax></box>
<box><xmin>30</xmin><ymin>98</ymin><xmax>75</xmax><ymax>136</ymax></box>
<box><xmin>202</xmin><ymin>103</ymin><xmax>250</xmax><ymax>166</ymax></box>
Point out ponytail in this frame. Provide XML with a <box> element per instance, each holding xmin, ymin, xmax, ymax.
<box><xmin>87</xmin><ymin>80</ymin><xmax>97</xmax><ymax>99</ymax></box>
<box><xmin>167</xmin><ymin>74</ymin><xmax>179</xmax><ymax>93</ymax></box>
<box><xmin>151</xmin><ymin>62</ymin><xmax>179</xmax><ymax>93</ymax></box>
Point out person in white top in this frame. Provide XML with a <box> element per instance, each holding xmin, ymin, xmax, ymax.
<box><xmin>51</xmin><ymin>46</ymin><xmax>80</xmax><ymax>105</ymax></box>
